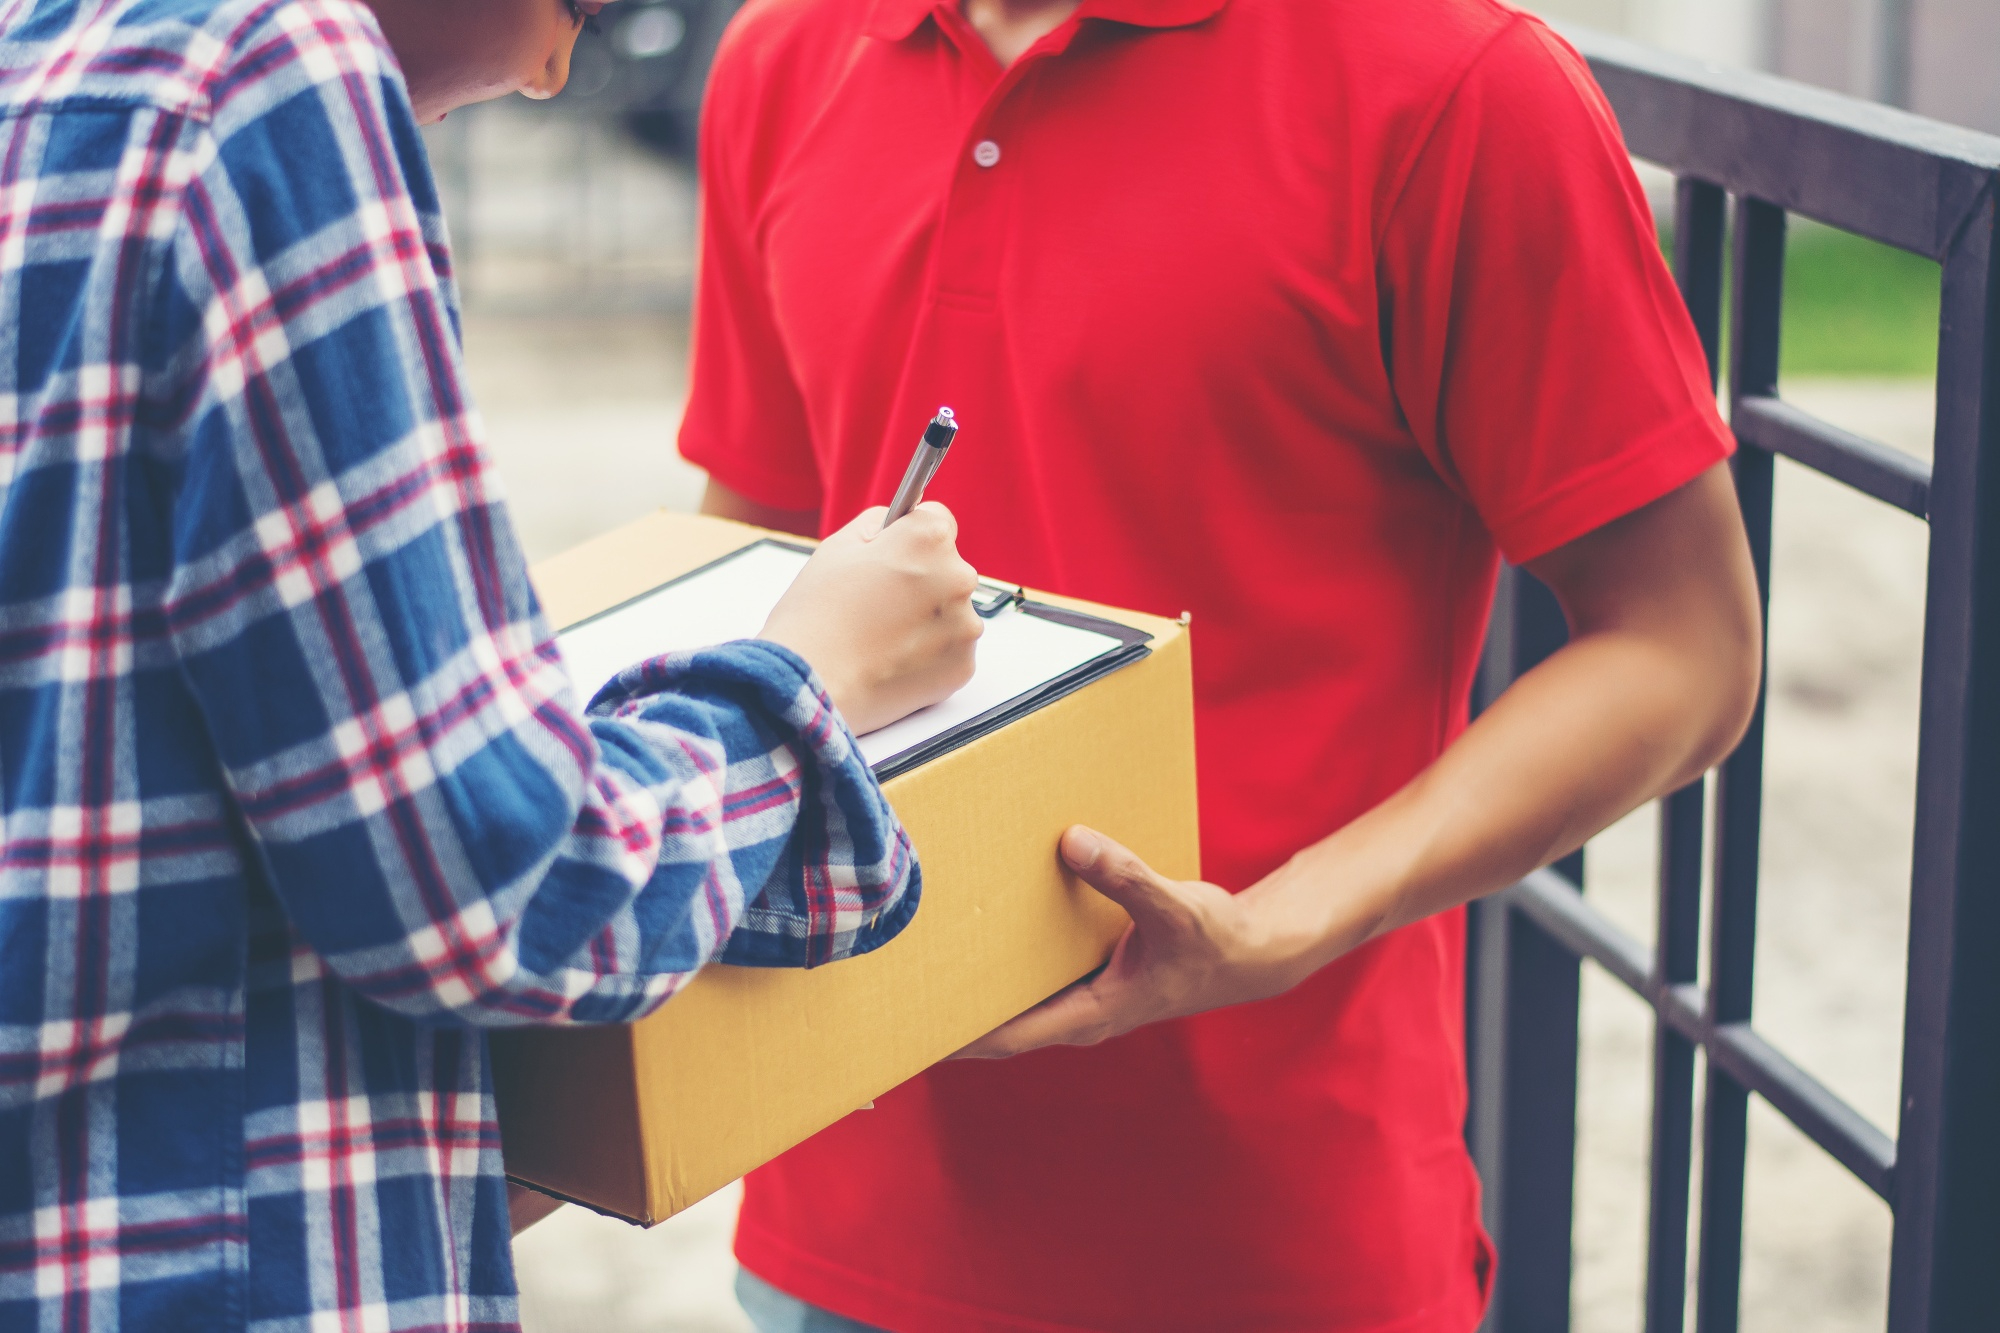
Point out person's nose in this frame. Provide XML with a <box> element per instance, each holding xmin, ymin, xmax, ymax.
<box><xmin>521</xmin><ymin>41</ymin><xmax>574</xmax><ymax>101</ymax></box>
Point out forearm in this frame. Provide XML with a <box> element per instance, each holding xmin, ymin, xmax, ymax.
<box><xmin>207</xmin><ymin>633</ymin><xmax>911</xmax><ymax>1025</ymax></box>
<box><xmin>1247</xmin><ymin>613</ymin><xmax>1758</xmax><ymax>987</ymax></box>
<box><xmin>1243</xmin><ymin>466</ymin><xmax>1760</xmax><ymax>988</ymax></box>
<box><xmin>953</xmin><ymin>630</ymin><xmax>1750</xmax><ymax>1060</ymax></box>
<box><xmin>600</xmin><ymin>642</ymin><xmax>920</xmax><ymax>973</ymax></box>
<box><xmin>958</xmin><ymin>465</ymin><xmax>1762</xmax><ymax>1061</ymax></box>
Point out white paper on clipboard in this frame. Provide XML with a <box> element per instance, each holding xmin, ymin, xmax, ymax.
<box><xmin>555</xmin><ymin>542</ymin><xmax>1141</xmax><ymax>772</ymax></box>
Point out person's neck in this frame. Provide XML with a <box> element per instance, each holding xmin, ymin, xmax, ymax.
<box><xmin>960</xmin><ymin>0</ymin><xmax>1082</xmax><ymax>66</ymax></box>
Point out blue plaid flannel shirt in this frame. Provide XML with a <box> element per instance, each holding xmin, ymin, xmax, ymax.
<box><xmin>0</xmin><ymin>1</ymin><xmax>921</xmax><ymax>1329</ymax></box>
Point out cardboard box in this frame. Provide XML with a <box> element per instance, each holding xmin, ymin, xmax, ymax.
<box><xmin>492</xmin><ymin>511</ymin><xmax>1198</xmax><ymax>1224</ymax></box>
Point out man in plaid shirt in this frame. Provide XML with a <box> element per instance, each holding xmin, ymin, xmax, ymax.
<box><xmin>0</xmin><ymin>0</ymin><xmax>984</xmax><ymax>1329</ymax></box>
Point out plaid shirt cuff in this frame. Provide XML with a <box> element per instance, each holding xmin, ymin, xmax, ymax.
<box><xmin>592</xmin><ymin>638</ymin><xmax>921</xmax><ymax>970</ymax></box>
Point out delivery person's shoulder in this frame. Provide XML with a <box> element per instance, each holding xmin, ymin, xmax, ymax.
<box><xmin>1250</xmin><ymin>0</ymin><xmax>1604</xmax><ymax>201</ymax></box>
<box><xmin>708</xmin><ymin>0</ymin><xmax>871</xmax><ymax>109</ymax></box>
<box><xmin>703</xmin><ymin>0</ymin><xmax>891</xmax><ymax>192</ymax></box>
<box><xmin>1255</xmin><ymin>0</ymin><xmax>1563</xmax><ymax>107</ymax></box>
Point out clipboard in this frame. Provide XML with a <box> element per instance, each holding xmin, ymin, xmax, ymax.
<box><xmin>556</xmin><ymin>539</ymin><xmax>1153</xmax><ymax>781</ymax></box>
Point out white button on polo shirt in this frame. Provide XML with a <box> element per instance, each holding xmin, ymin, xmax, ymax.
<box><xmin>971</xmin><ymin>139</ymin><xmax>1002</xmax><ymax>168</ymax></box>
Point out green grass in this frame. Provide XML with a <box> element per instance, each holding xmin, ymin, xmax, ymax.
<box><xmin>1656</xmin><ymin>219</ymin><xmax>1941</xmax><ymax>379</ymax></box>
<box><xmin>1780</xmin><ymin>223</ymin><xmax>1941</xmax><ymax>379</ymax></box>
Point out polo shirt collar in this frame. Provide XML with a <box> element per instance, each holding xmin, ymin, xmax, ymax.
<box><xmin>863</xmin><ymin>0</ymin><xmax>1229</xmax><ymax>43</ymax></box>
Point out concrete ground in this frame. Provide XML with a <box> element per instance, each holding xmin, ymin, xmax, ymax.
<box><xmin>447</xmin><ymin>101</ymin><xmax>1939</xmax><ymax>1333</ymax></box>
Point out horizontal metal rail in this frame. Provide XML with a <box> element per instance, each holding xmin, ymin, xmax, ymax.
<box><xmin>1734</xmin><ymin>395</ymin><xmax>1933</xmax><ymax>518</ymax></box>
<box><xmin>1502</xmin><ymin>867</ymin><xmax>1647</xmax><ymax>993</ymax></box>
<box><xmin>1706</xmin><ymin>1024</ymin><xmax>1898</xmax><ymax>1201</ymax></box>
<box><xmin>1501</xmin><ymin>870</ymin><xmax>1899</xmax><ymax>1200</ymax></box>
<box><xmin>1559</xmin><ymin>23</ymin><xmax>2000</xmax><ymax>258</ymax></box>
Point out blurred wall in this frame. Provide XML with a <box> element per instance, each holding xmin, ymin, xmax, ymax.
<box><xmin>1534</xmin><ymin>0</ymin><xmax>1999</xmax><ymax>133</ymax></box>
<box><xmin>1771</xmin><ymin>0</ymin><xmax>2000</xmax><ymax>130</ymax></box>
<box><xmin>1528</xmin><ymin>0</ymin><xmax>1771</xmax><ymax>67</ymax></box>
<box><xmin>1771</xmin><ymin>0</ymin><xmax>1895</xmax><ymax>98</ymax></box>
<box><xmin>1908</xmin><ymin>0</ymin><xmax>2000</xmax><ymax>133</ymax></box>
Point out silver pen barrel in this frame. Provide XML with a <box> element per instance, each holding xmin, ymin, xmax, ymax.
<box><xmin>884</xmin><ymin>407</ymin><xmax>958</xmax><ymax>525</ymax></box>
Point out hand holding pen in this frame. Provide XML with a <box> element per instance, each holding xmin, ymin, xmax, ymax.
<box><xmin>762</xmin><ymin>510</ymin><xmax>981</xmax><ymax>735</ymax></box>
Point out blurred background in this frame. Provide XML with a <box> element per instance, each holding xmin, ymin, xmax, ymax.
<box><xmin>428</xmin><ymin>2</ymin><xmax>1996</xmax><ymax>1330</ymax></box>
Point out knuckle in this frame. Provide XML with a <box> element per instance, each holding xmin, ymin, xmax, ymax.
<box><xmin>1108</xmin><ymin>851</ymin><xmax>1151</xmax><ymax>888</ymax></box>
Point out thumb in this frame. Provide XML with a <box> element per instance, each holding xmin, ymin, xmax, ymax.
<box><xmin>1060</xmin><ymin>826</ymin><xmax>1185</xmax><ymax>929</ymax></box>
<box><xmin>849</xmin><ymin>505</ymin><xmax>890</xmax><ymax>542</ymax></box>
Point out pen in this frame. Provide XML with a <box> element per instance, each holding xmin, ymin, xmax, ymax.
<box><xmin>883</xmin><ymin>407</ymin><xmax>959</xmax><ymax>526</ymax></box>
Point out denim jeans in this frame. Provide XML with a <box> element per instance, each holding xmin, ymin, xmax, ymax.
<box><xmin>735</xmin><ymin>1269</ymin><xmax>892</xmax><ymax>1333</ymax></box>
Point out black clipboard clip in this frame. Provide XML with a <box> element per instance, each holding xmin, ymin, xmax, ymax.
<box><xmin>972</xmin><ymin>580</ymin><xmax>1027</xmax><ymax>619</ymax></box>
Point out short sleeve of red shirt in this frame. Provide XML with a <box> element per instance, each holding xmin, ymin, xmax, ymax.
<box><xmin>1379</xmin><ymin>18</ymin><xmax>1732</xmax><ymax>564</ymax></box>
<box><xmin>678</xmin><ymin>23</ymin><xmax>824</xmax><ymax>514</ymax></box>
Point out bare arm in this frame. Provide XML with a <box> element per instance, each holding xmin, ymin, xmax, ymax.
<box><xmin>700</xmin><ymin>477</ymin><xmax>820</xmax><ymax>538</ymax></box>
<box><xmin>960</xmin><ymin>462</ymin><xmax>1762</xmax><ymax>1056</ymax></box>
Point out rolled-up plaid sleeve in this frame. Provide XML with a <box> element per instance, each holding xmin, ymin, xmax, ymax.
<box><xmin>152</xmin><ymin>0</ymin><xmax>914</xmax><ymax>1027</ymax></box>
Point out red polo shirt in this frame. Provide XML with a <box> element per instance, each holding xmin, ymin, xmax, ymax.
<box><xmin>680</xmin><ymin>0</ymin><xmax>1731</xmax><ymax>1328</ymax></box>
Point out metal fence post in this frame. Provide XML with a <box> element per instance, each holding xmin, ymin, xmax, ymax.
<box><xmin>1469</xmin><ymin>568</ymin><xmax>1582</xmax><ymax>1333</ymax></box>
<box><xmin>1644</xmin><ymin>176</ymin><xmax>1728</xmax><ymax>1333</ymax></box>
<box><xmin>1886</xmin><ymin>179</ymin><xmax>2000</xmax><ymax>1333</ymax></box>
<box><xmin>1693</xmin><ymin>193</ymin><xmax>1784</xmax><ymax>1333</ymax></box>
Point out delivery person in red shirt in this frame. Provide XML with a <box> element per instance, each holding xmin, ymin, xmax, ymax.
<box><xmin>681</xmin><ymin>0</ymin><xmax>1763</xmax><ymax>1328</ymax></box>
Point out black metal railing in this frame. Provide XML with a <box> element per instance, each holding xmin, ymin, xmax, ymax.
<box><xmin>1465</xmin><ymin>25</ymin><xmax>2000</xmax><ymax>1333</ymax></box>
